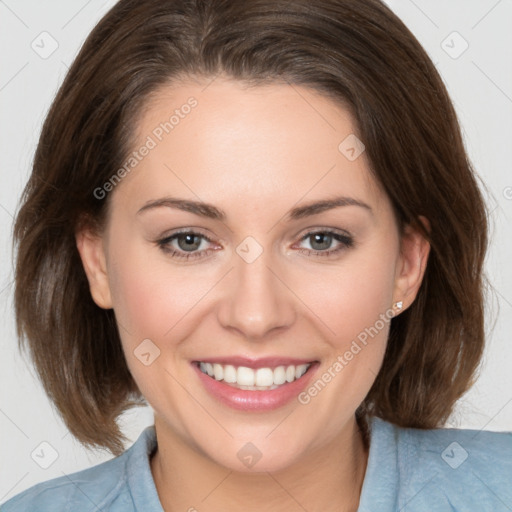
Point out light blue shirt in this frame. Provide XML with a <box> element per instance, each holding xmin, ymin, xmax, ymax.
<box><xmin>2</xmin><ymin>416</ymin><xmax>511</xmax><ymax>511</ymax></box>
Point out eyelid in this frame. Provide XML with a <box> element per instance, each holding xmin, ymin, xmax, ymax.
<box><xmin>156</xmin><ymin>226</ymin><xmax>354</xmax><ymax>260</ymax></box>
<box><xmin>156</xmin><ymin>228</ymin><xmax>219</xmax><ymax>249</ymax></box>
<box><xmin>294</xmin><ymin>225</ymin><xmax>353</xmax><ymax>240</ymax></box>
<box><xmin>157</xmin><ymin>227</ymin><xmax>217</xmax><ymax>244</ymax></box>
<box><xmin>292</xmin><ymin>228</ymin><xmax>354</xmax><ymax>252</ymax></box>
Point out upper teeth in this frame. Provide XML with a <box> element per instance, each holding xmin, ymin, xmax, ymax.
<box><xmin>199</xmin><ymin>362</ymin><xmax>311</xmax><ymax>388</ymax></box>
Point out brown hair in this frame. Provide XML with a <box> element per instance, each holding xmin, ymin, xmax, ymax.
<box><xmin>14</xmin><ymin>0</ymin><xmax>490</xmax><ymax>455</ymax></box>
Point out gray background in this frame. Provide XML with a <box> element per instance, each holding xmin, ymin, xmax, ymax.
<box><xmin>1</xmin><ymin>0</ymin><xmax>511</xmax><ymax>500</ymax></box>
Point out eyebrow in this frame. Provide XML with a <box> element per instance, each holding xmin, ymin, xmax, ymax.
<box><xmin>136</xmin><ymin>195</ymin><xmax>373</xmax><ymax>220</ymax></box>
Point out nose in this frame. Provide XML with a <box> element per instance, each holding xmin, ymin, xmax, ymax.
<box><xmin>216</xmin><ymin>246</ymin><xmax>297</xmax><ymax>341</ymax></box>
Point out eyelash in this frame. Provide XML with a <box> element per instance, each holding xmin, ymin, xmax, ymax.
<box><xmin>156</xmin><ymin>229</ymin><xmax>354</xmax><ymax>261</ymax></box>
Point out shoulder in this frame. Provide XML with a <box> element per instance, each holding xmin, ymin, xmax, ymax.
<box><xmin>399</xmin><ymin>419</ymin><xmax>512</xmax><ymax>481</ymax></box>
<box><xmin>367</xmin><ymin>416</ymin><xmax>512</xmax><ymax>511</ymax></box>
<box><xmin>0</xmin><ymin>426</ymin><xmax>158</xmax><ymax>512</ymax></box>
<box><xmin>0</xmin><ymin>455</ymin><xmax>131</xmax><ymax>512</ymax></box>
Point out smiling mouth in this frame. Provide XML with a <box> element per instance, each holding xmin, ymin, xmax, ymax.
<box><xmin>195</xmin><ymin>361</ymin><xmax>314</xmax><ymax>390</ymax></box>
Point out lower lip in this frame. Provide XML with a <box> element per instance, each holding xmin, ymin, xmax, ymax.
<box><xmin>192</xmin><ymin>362</ymin><xmax>319</xmax><ymax>411</ymax></box>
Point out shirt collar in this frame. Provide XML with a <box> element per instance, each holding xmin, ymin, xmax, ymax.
<box><xmin>126</xmin><ymin>425</ymin><xmax>163</xmax><ymax>511</ymax></box>
<box><xmin>357</xmin><ymin>416</ymin><xmax>399</xmax><ymax>511</ymax></box>
<box><xmin>125</xmin><ymin>416</ymin><xmax>398</xmax><ymax>511</ymax></box>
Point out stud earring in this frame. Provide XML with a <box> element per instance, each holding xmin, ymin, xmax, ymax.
<box><xmin>393</xmin><ymin>301</ymin><xmax>403</xmax><ymax>311</ymax></box>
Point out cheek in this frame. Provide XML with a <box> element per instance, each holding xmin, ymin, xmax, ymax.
<box><xmin>105</xmin><ymin>239</ymin><xmax>200</xmax><ymax>410</ymax></box>
<box><xmin>107</xmin><ymin>223</ymin><xmax>397</xmax><ymax>350</ymax></box>
<box><xmin>298</xmin><ymin>243</ymin><xmax>397</xmax><ymax>347</ymax></box>
<box><xmin>291</xmin><ymin>240</ymin><xmax>396</xmax><ymax>414</ymax></box>
<box><xmin>106</xmin><ymin>234</ymin><xmax>210</xmax><ymax>342</ymax></box>
<box><xmin>294</xmin><ymin>252</ymin><xmax>395</xmax><ymax>439</ymax></box>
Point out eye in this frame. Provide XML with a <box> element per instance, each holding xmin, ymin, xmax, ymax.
<box><xmin>294</xmin><ymin>229</ymin><xmax>354</xmax><ymax>257</ymax></box>
<box><xmin>156</xmin><ymin>230</ymin><xmax>217</xmax><ymax>260</ymax></box>
<box><xmin>156</xmin><ymin>228</ymin><xmax>354</xmax><ymax>261</ymax></box>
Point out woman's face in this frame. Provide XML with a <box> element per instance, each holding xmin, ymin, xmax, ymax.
<box><xmin>78</xmin><ymin>76</ymin><xmax>429</xmax><ymax>472</ymax></box>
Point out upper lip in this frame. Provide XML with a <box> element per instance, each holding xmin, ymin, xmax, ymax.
<box><xmin>192</xmin><ymin>356</ymin><xmax>318</xmax><ymax>369</ymax></box>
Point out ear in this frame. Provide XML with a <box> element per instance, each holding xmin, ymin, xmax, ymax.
<box><xmin>392</xmin><ymin>215</ymin><xmax>431</xmax><ymax>314</ymax></box>
<box><xmin>75</xmin><ymin>227</ymin><xmax>113</xmax><ymax>309</ymax></box>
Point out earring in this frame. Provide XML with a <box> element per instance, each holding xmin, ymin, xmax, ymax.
<box><xmin>393</xmin><ymin>301</ymin><xmax>403</xmax><ymax>311</ymax></box>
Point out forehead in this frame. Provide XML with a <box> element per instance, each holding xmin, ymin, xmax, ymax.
<box><xmin>113</xmin><ymin>76</ymin><xmax>388</xmax><ymax>219</ymax></box>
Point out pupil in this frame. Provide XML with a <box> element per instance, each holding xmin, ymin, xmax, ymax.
<box><xmin>311</xmin><ymin>233</ymin><xmax>331</xmax><ymax>250</ymax></box>
<box><xmin>178</xmin><ymin>234</ymin><xmax>201</xmax><ymax>251</ymax></box>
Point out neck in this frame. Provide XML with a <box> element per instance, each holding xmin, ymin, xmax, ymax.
<box><xmin>150</xmin><ymin>415</ymin><xmax>369</xmax><ymax>512</ymax></box>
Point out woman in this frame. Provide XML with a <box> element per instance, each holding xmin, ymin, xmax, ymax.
<box><xmin>3</xmin><ymin>0</ymin><xmax>511</xmax><ymax>510</ymax></box>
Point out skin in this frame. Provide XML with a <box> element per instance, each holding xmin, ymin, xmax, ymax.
<box><xmin>76</xmin><ymin>75</ymin><xmax>430</xmax><ymax>512</ymax></box>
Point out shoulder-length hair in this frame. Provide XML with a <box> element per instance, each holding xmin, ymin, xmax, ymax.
<box><xmin>14</xmin><ymin>0</ymin><xmax>490</xmax><ymax>455</ymax></box>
